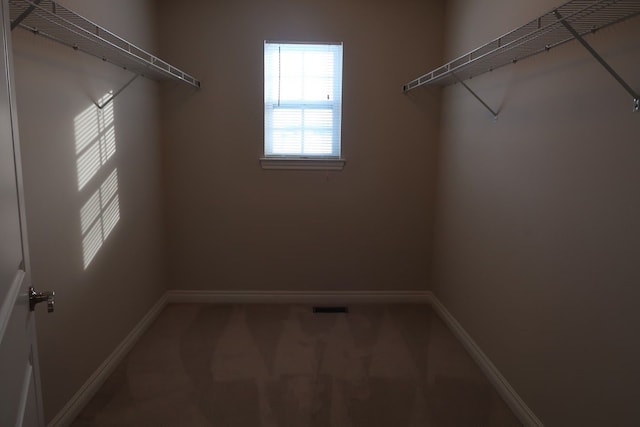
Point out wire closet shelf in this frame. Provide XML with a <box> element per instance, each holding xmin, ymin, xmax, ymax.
<box><xmin>403</xmin><ymin>0</ymin><xmax>640</xmax><ymax>92</ymax></box>
<box><xmin>9</xmin><ymin>0</ymin><xmax>201</xmax><ymax>89</ymax></box>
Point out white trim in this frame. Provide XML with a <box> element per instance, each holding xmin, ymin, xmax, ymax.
<box><xmin>0</xmin><ymin>270</ymin><xmax>25</xmax><ymax>345</ymax></box>
<box><xmin>426</xmin><ymin>294</ymin><xmax>544</xmax><ymax>427</ymax></box>
<box><xmin>48</xmin><ymin>293</ymin><xmax>168</xmax><ymax>427</ymax></box>
<box><xmin>166</xmin><ymin>289</ymin><xmax>430</xmax><ymax>304</ymax></box>
<box><xmin>259</xmin><ymin>157</ymin><xmax>346</xmax><ymax>171</ymax></box>
<box><xmin>15</xmin><ymin>362</ymin><xmax>33</xmax><ymax>427</ymax></box>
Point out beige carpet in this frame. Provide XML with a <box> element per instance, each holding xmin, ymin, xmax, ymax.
<box><xmin>72</xmin><ymin>304</ymin><xmax>521</xmax><ymax>426</ymax></box>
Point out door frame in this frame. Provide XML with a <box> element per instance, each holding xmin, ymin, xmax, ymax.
<box><xmin>0</xmin><ymin>0</ymin><xmax>45</xmax><ymax>423</ymax></box>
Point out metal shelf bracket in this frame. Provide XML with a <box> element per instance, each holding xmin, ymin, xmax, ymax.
<box><xmin>452</xmin><ymin>73</ymin><xmax>499</xmax><ymax>120</ymax></box>
<box><xmin>9</xmin><ymin>0</ymin><xmax>39</xmax><ymax>30</ymax></box>
<box><xmin>403</xmin><ymin>0</ymin><xmax>640</xmax><ymax>115</ymax></box>
<box><xmin>95</xmin><ymin>75</ymin><xmax>139</xmax><ymax>110</ymax></box>
<box><xmin>554</xmin><ymin>10</ymin><xmax>639</xmax><ymax>113</ymax></box>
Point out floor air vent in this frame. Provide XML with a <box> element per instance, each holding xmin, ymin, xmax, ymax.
<box><xmin>312</xmin><ymin>306</ymin><xmax>348</xmax><ymax>313</ymax></box>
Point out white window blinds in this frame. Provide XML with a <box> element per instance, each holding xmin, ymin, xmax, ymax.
<box><xmin>264</xmin><ymin>42</ymin><xmax>343</xmax><ymax>158</ymax></box>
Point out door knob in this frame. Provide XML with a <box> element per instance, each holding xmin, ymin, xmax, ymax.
<box><xmin>29</xmin><ymin>287</ymin><xmax>55</xmax><ymax>313</ymax></box>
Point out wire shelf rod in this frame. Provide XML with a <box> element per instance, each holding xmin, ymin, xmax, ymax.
<box><xmin>403</xmin><ymin>0</ymin><xmax>640</xmax><ymax>91</ymax></box>
<box><xmin>9</xmin><ymin>0</ymin><xmax>201</xmax><ymax>88</ymax></box>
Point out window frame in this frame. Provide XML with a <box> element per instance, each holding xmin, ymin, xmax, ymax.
<box><xmin>261</xmin><ymin>41</ymin><xmax>346</xmax><ymax>170</ymax></box>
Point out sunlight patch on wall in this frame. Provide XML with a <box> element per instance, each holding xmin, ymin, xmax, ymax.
<box><xmin>80</xmin><ymin>169</ymin><xmax>120</xmax><ymax>268</ymax></box>
<box><xmin>75</xmin><ymin>92</ymin><xmax>121</xmax><ymax>269</ymax></box>
<box><xmin>75</xmin><ymin>92</ymin><xmax>116</xmax><ymax>190</ymax></box>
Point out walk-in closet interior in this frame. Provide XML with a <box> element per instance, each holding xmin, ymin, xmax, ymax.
<box><xmin>1</xmin><ymin>0</ymin><xmax>639</xmax><ymax>425</ymax></box>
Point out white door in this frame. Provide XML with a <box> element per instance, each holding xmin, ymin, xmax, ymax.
<box><xmin>0</xmin><ymin>0</ymin><xmax>46</xmax><ymax>425</ymax></box>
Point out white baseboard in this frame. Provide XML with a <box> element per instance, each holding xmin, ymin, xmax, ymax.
<box><xmin>166</xmin><ymin>289</ymin><xmax>433</xmax><ymax>304</ymax></box>
<box><xmin>48</xmin><ymin>293</ymin><xmax>168</xmax><ymax>427</ymax></box>
<box><xmin>427</xmin><ymin>294</ymin><xmax>544</xmax><ymax>427</ymax></box>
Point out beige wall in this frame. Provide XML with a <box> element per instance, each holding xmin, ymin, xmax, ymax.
<box><xmin>156</xmin><ymin>0</ymin><xmax>445</xmax><ymax>292</ymax></box>
<box><xmin>433</xmin><ymin>1</ymin><xmax>640</xmax><ymax>425</ymax></box>
<box><xmin>12</xmin><ymin>0</ymin><xmax>166</xmax><ymax>421</ymax></box>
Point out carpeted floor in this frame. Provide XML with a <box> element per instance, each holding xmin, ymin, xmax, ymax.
<box><xmin>72</xmin><ymin>304</ymin><xmax>522</xmax><ymax>426</ymax></box>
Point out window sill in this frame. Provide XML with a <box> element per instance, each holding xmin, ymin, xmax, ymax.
<box><xmin>259</xmin><ymin>157</ymin><xmax>346</xmax><ymax>171</ymax></box>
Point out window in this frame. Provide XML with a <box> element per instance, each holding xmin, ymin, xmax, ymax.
<box><xmin>263</xmin><ymin>42</ymin><xmax>344</xmax><ymax>170</ymax></box>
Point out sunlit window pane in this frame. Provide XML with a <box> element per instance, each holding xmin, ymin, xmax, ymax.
<box><xmin>304</xmin><ymin>109</ymin><xmax>332</xmax><ymax>128</ymax></box>
<box><xmin>273</xmin><ymin>109</ymin><xmax>302</xmax><ymax>129</ymax></box>
<box><xmin>304</xmin><ymin>131</ymin><xmax>333</xmax><ymax>155</ymax></box>
<box><xmin>272</xmin><ymin>131</ymin><xmax>302</xmax><ymax>154</ymax></box>
<box><xmin>265</xmin><ymin>42</ymin><xmax>342</xmax><ymax>157</ymax></box>
<box><xmin>304</xmin><ymin>78</ymin><xmax>334</xmax><ymax>101</ymax></box>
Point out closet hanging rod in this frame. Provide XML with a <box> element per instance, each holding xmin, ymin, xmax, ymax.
<box><xmin>9</xmin><ymin>0</ymin><xmax>201</xmax><ymax>89</ymax></box>
<box><xmin>403</xmin><ymin>0</ymin><xmax>640</xmax><ymax>92</ymax></box>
